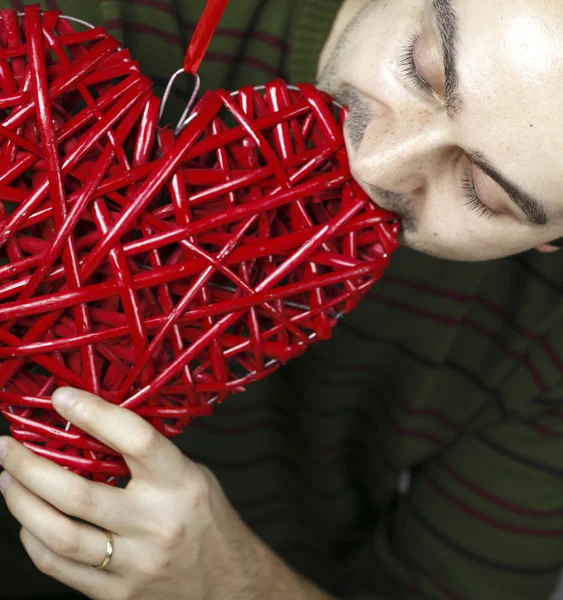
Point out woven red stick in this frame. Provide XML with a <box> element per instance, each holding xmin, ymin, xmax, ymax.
<box><xmin>0</xmin><ymin>8</ymin><xmax>399</xmax><ymax>482</ymax></box>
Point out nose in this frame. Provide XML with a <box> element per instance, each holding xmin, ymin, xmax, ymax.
<box><xmin>349</xmin><ymin>102</ymin><xmax>453</xmax><ymax>196</ymax></box>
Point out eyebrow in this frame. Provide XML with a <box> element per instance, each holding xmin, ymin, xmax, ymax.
<box><xmin>469</xmin><ymin>151</ymin><xmax>548</xmax><ymax>225</ymax></box>
<box><xmin>432</xmin><ymin>0</ymin><xmax>549</xmax><ymax>226</ymax></box>
<box><xmin>432</xmin><ymin>0</ymin><xmax>462</xmax><ymax>116</ymax></box>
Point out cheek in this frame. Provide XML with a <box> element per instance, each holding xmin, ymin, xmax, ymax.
<box><xmin>413</xmin><ymin>201</ymin><xmax>547</xmax><ymax>260</ymax></box>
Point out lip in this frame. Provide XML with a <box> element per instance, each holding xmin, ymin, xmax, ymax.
<box><xmin>354</xmin><ymin>179</ymin><xmax>402</xmax><ymax>226</ymax></box>
<box><xmin>341</xmin><ymin>127</ymin><xmax>380</xmax><ymax>201</ymax></box>
<box><xmin>341</xmin><ymin>109</ymin><xmax>401</xmax><ymax>223</ymax></box>
<box><xmin>348</xmin><ymin>171</ymin><xmax>402</xmax><ymax>226</ymax></box>
<box><xmin>342</xmin><ymin>131</ymin><xmax>375</xmax><ymax>202</ymax></box>
<box><xmin>347</xmin><ymin>166</ymin><xmax>385</xmax><ymax>209</ymax></box>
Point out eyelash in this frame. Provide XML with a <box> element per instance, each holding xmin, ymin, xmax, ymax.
<box><xmin>461</xmin><ymin>168</ymin><xmax>496</xmax><ymax>219</ymax></box>
<box><xmin>399</xmin><ymin>34</ymin><xmax>433</xmax><ymax>94</ymax></box>
<box><xmin>400</xmin><ymin>34</ymin><xmax>498</xmax><ymax>219</ymax></box>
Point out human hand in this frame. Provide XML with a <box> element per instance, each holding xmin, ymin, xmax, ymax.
<box><xmin>0</xmin><ymin>387</ymin><xmax>328</xmax><ymax>600</ymax></box>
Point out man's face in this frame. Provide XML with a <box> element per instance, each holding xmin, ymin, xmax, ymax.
<box><xmin>318</xmin><ymin>0</ymin><xmax>563</xmax><ymax>261</ymax></box>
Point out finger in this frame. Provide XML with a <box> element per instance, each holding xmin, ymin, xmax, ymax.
<box><xmin>1</xmin><ymin>474</ymin><xmax>125</xmax><ymax>571</ymax></box>
<box><xmin>52</xmin><ymin>387</ymin><xmax>190</xmax><ymax>483</ymax></box>
<box><xmin>20</xmin><ymin>528</ymin><xmax>127</xmax><ymax>600</ymax></box>
<box><xmin>0</xmin><ymin>438</ymin><xmax>138</xmax><ymax>535</ymax></box>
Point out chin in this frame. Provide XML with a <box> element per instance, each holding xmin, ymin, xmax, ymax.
<box><xmin>395</xmin><ymin>223</ymin><xmax>533</xmax><ymax>262</ymax></box>
<box><xmin>397</xmin><ymin>231</ymin><xmax>481</xmax><ymax>262</ymax></box>
<box><xmin>397</xmin><ymin>232</ymin><xmax>443</xmax><ymax>258</ymax></box>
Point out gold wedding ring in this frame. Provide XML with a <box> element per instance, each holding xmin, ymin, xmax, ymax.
<box><xmin>91</xmin><ymin>529</ymin><xmax>114</xmax><ymax>571</ymax></box>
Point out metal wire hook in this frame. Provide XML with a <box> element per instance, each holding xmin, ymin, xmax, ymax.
<box><xmin>159</xmin><ymin>69</ymin><xmax>201</xmax><ymax>136</ymax></box>
<box><xmin>177</xmin><ymin>84</ymin><xmax>344</xmax><ymax>134</ymax></box>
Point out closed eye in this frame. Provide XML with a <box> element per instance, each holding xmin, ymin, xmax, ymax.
<box><xmin>461</xmin><ymin>165</ymin><xmax>497</xmax><ymax>219</ymax></box>
<box><xmin>399</xmin><ymin>34</ymin><xmax>433</xmax><ymax>95</ymax></box>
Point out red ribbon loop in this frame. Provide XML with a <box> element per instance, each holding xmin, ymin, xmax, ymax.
<box><xmin>183</xmin><ymin>0</ymin><xmax>230</xmax><ymax>74</ymax></box>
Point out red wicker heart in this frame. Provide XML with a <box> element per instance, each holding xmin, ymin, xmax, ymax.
<box><xmin>0</xmin><ymin>7</ymin><xmax>398</xmax><ymax>482</ymax></box>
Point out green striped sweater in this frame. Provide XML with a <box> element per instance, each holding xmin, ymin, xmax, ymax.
<box><xmin>1</xmin><ymin>2</ymin><xmax>563</xmax><ymax>599</ymax></box>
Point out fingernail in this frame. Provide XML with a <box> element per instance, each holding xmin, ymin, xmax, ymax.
<box><xmin>0</xmin><ymin>438</ymin><xmax>7</xmax><ymax>462</ymax></box>
<box><xmin>0</xmin><ymin>471</ymin><xmax>11</xmax><ymax>492</ymax></box>
<box><xmin>52</xmin><ymin>388</ymin><xmax>76</xmax><ymax>412</ymax></box>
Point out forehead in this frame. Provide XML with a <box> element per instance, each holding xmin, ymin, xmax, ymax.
<box><xmin>454</xmin><ymin>0</ymin><xmax>563</xmax><ymax>213</ymax></box>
